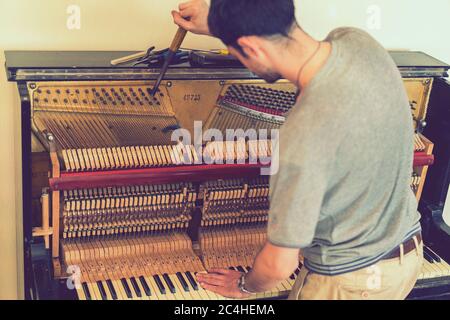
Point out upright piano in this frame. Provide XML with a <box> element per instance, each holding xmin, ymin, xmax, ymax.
<box><xmin>4</xmin><ymin>50</ymin><xmax>450</xmax><ymax>300</ymax></box>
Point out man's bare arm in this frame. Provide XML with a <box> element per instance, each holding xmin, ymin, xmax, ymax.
<box><xmin>245</xmin><ymin>242</ymin><xmax>300</xmax><ymax>292</ymax></box>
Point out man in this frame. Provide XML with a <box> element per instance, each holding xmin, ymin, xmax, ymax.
<box><xmin>172</xmin><ymin>0</ymin><xmax>423</xmax><ymax>299</ymax></box>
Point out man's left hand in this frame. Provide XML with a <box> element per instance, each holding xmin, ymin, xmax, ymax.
<box><xmin>196</xmin><ymin>268</ymin><xmax>252</xmax><ymax>299</ymax></box>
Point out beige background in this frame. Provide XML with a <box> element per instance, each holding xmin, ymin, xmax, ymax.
<box><xmin>0</xmin><ymin>0</ymin><xmax>449</xmax><ymax>299</ymax></box>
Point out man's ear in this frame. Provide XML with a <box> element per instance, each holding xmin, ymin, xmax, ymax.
<box><xmin>237</xmin><ymin>36</ymin><xmax>262</xmax><ymax>60</ymax></box>
<box><xmin>237</xmin><ymin>36</ymin><xmax>274</xmax><ymax>64</ymax></box>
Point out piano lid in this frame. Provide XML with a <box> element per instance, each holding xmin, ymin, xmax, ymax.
<box><xmin>4</xmin><ymin>50</ymin><xmax>258</xmax><ymax>82</ymax></box>
<box><xmin>4</xmin><ymin>50</ymin><xmax>449</xmax><ymax>82</ymax></box>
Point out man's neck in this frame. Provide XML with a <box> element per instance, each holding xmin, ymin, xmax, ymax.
<box><xmin>275</xmin><ymin>27</ymin><xmax>332</xmax><ymax>90</ymax></box>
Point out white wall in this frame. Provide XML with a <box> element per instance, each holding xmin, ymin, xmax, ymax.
<box><xmin>299</xmin><ymin>0</ymin><xmax>450</xmax><ymax>64</ymax></box>
<box><xmin>0</xmin><ymin>0</ymin><xmax>449</xmax><ymax>299</ymax></box>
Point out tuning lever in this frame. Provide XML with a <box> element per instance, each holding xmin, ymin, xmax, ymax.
<box><xmin>150</xmin><ymin>27</ymin><xmax>188</xmax><ymax>96</ymax></box>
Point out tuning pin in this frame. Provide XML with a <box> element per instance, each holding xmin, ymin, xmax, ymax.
<box><xmin>416</xmin><ymin>120</ymin><xmax>427</xmax><ymax>133</ymax></box>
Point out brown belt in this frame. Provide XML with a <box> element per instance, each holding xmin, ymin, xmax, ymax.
<box><xmin>382</xmin><ymin>232</ymin><xmax>422</xmax><ymax>260</ymax></box>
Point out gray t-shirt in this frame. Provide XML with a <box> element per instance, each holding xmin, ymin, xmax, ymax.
<box><xmin>268</xmin><ymin>27</ymin><xmax>421</xmax><ymax>275</ymax></box>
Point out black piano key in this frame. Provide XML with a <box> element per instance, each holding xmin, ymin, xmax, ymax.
<box><xmin>431</xmin><ymin>251</ymin><xmax>442</xmax><ymax>263</ymax></box>
<box><xmin>236</xmin><ymin>266</ymin><xmax>246</xmax><ymax>273</ymax></box>
<box><xmin>120</xmin><ymin>278</ymin><xmax>133</xmax><ymax>299</ymax></box>
<box><xmin>294</xmin><ymin>268</ymin><xmax>301</xmax><ymax>276</ymax></box>
<box><xmin>163</xmin><ymin>273</ymin><xmax>176</xmax><ymax>294</ymax></box>
<box><xmin>228</xmin><ymin>266</ymin><xmax>235</xmax><ymax>270</ymax></box>
<box><xmin>185</xmin><ymin>272</ymin><xmax>198</xmax><ymax>291</ymax></box>
<box><xmin>176</xmin><ymin>272</ymin><xmax>190</xmax><ymax>292</ymax></box>
<box><xmin>422</xmin><ymin>249</ymin><xmax>434</xmax><ymax>263</ymax></box>
<box><xmin>96</xmin><ymin>281</ymin><xmax>108</xmax><ymax>300</ymax></box>
<box><xmin>424</xmin><ymin>246</ymin><xmax>441</xmax><ymax>263</ymax></box>
<box><xmin>106</xmin><ymin>280</ymin><xmax>118</xmax><ymax>300</ymax></box>
<box><xmin>130</xmin><ymin>277</ymin><xmax>142</xmax><ymax>297</ymax></box>
<box><xmin>241</xmin><ymin>266</ymin><xmax>249</xmax><ymax>273</ymax></box>
<box><xmin>139</xmin><ymin>276</ymin><xmax>152</xmax><ymax>297</ymax></box>
<box><xmin>82</xmin><ymin>282</ymin><xmax>92</xmax><ymax>300</ymax></box>
<box><xmin>153</xmin><ymin>275</ymin><xmax>166</xmax><ymax>294</ymax></box>
<box><xmin>246</xmin><ymin>266</ymin><xmax>252</xmax><ymax>271</ymax></box>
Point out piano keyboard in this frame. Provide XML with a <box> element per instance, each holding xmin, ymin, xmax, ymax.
<box><xmin>76</xmin><ymin>265</ymin><xmax>302</xmax><ymax>300</ymax></box>
<box><xmin>74</xmin><ymin>245</ymin><xmax>450</xmax><ymax>301</ymax></box>
<box><xmin>417</xmin><ymin>246</ymin><xmax>450</xmax><ymax>282</ymax></box>
<box><xmin>76</xmin><ymin>272</ymin><xmax>219</xmax><ymax>300</ymax></box>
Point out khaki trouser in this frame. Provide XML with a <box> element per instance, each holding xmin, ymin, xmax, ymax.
<box><xmin>289</xmin><ymin>238</ymin><xmax>423</xmax><ymax>300</ymax></box>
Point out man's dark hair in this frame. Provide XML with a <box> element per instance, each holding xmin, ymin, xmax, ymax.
<box><xmin>208</xmin><ymin>0</ymin><xmax>297</xmax><ymax>54</ymax></box>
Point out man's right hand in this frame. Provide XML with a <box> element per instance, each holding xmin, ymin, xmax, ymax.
<box><xmin>171</xmin><ymin>0</ymin><xmax>211</xmax><ymax>36</ymax></box>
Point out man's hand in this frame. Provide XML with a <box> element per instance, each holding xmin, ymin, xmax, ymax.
<box><xmin>196</xmin><ymin>268</ymin><xmax>252</xmax><ymax>299</ymax></box>
<box><xmin>172</xmin><ymin>0</ymin><xmax>211</xmax><ymax>36</ymax></box>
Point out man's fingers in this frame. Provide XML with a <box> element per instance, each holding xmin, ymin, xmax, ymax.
<box><xmin>196</xmin><ymin>273</ymin><xmax>227</xmax><ymax>286</ymax></box>
<box><xmin>171</xmin><ymin>11</ymin><xmax>194</xmax><ymax>30</ymax></box>
<box><xmin>200</xmin><ymin>282</ymin><xmax>241</xmax><ymax>299</ymax></box>
<box><xmin>200</xmin><ymin>282</ymin><xmax>226</xmax><ymax>296</ymax></box>
<box><xmin>179</xmin><ymin>1</ymin><xmax>193</xmax><ymax>11</ymax></box>
<box><xmin>208</xmin><ymin>268</ymin><xmax>234</xmax><ymax>275</ymax></box>
<box><xmin>179</xmin><ymin>6</ymin><xmax>196</xmax><ymax>19</ymax></box>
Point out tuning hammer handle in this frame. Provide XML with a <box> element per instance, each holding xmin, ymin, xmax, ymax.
<box><xmin>169</xmin><ymin>27</ymin><xmax>188</xmax><ymax>52</ymax></box>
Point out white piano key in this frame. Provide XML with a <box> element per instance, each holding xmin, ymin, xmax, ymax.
<box><xmin>420</xmin><ymin>262</ymin><xmax>434</xmax><ymax>279</ymax></box>
<box><xmin>76</xmin><ymin>284</ymin><xmax>87</xmax><ymax>300</ymax></box>
<box><xmin>133</xmin><ymin>277</ymin><xmax>150</xmax><ymax>300</ymax></box>
<box><xmin>427</xmin><ymin>260</ymin><xmax>444</xmax><ymax>277</ymax></box>
<box><xmin>184</xmin><ymin>273</ymin><xmax>210</xmax><ymax>300</ymax></box>
<box><xmin>169</xmin><ymin>274</ymin><xmax>190</xmax><ymax>300</ymax></box>
<box><xmin>137</xmin><ymin>276</ymin><xmax>154</xmax><ymax>300</ymax></box>
<box><xmin>146</xmin><ymin>276</ymin><xmax>165</xmax><ymax>300</ymax></box>
<box><xmin>432</xmin><ymin>262</ymin><xmax>449</xmax><ymax>277</ymax></box>
<box><xmin>111</xmin><ymin>280</ymin><xmax>126</xmax><ymax>300</ymax></box>
<box><xmin>180</xmin><ymin>273</ymin><xmax>202</xmax><ymax>300</ymax></box>
<box><xmin>100</xmin><ymin>281</ymin><xmax>113</xmax><ymax>300</ymax></box>
<box><xmin>87</xmin><ymin>282</ymin><xmax>101</xmax><ymax>300</ymax></box>
<box><xmin>438</xmin><ymin>258</ymin><xmax>450</xmax><ymax>275</ymax></box>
